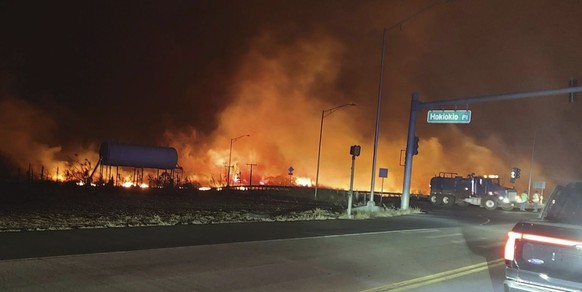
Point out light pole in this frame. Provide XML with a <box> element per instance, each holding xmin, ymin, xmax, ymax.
<box><xmin>227</xmin><ymin>134</ymin><xmax>250</xmax><ymax>187</ymax></box>
<box><xmin>370</xmin><ymin>0</ymin><xmax>451</xmax><ymax>206</ymax></box>
<box><xmin>527</xmin><ymin>130</ymin><xmax>537</xmax><ymax>196</ymax></box>
<box><xmin>314</xmin><ymin>103</ymin><xmax>356</xmax><ymax>200</ymax></box>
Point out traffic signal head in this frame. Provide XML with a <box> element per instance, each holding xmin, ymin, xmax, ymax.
<box><xmin>413</xmin><ymin>136</ymin><xmax>419</xmax><ymax>156</ymax></box>
<box><xmin>515</xmin><ymin>168</ymin><xmax>521</xmax><ymax>178</ymax></box>
<box><xmin>350</xmin><ymin>145</ymin><xmax>361</xmax><ymax>156</ymax></box>
<box><xmin>511</xmin><ymin>167</ymin><xmax>521</xmax><ymax>179</ymax></box>
<box><xmin>570</xmin><ymin>78</ymin><xmax>578</xmax><ymax>103</ymax></box>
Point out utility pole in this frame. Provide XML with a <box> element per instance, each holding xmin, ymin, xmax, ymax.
<box><xmin>527</xmin><ymin>131</ymin><xmax>537</xmax><ymax>197</ymax></box>
<box><xmin>247</xmin><ymin>163</ymin><xmax>257</xmax><ymax>187</ymax></box>
<box><xmin>227</xmin><ymin>134</ymin><xmax>250</xmax><ymax>187</ymax></box>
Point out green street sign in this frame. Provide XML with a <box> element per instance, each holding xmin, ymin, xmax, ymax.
<box><xmin>427</xmin><ymin>110</ymin><xmax>471</xmax><ymax>123</ymax></box>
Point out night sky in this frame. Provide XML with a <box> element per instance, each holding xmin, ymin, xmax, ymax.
<box><xmin>1</xmin><ymin>0</ymin><xmax>582</xmax><ymax>192</ymax></box>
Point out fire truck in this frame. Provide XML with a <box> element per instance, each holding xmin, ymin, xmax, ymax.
<box><xmin>429</xmin><ymin>172</ymin><xmax>518</xmax><ymax>210</ymax></box>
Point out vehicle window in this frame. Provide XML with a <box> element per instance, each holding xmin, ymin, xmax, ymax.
<box><xmin>544</xmin><ymin>184</ymin><xmax>582</xmax><ymax>226</ymax></box>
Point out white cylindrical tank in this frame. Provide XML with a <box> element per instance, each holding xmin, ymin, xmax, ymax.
<box><xmin>99</xmin><ymin>142</ymin><xmax>178</xmax><ymax>169</ymax></box>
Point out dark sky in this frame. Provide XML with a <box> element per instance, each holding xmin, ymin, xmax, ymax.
<box><xmin>1</xmin><ymin>0</ymin><xmax>582</xmax><ymax>191</ymax></box>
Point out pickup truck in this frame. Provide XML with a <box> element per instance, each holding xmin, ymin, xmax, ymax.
<box><xmin>504</xmin><ymin>182</ymin><xmax>582</xmax><ymax>291</ymax></box>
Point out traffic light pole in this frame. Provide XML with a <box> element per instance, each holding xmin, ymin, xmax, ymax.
<box><xmin>401</xmin><ymin>94</ymin><xmax>420</xmax><ymax>211</ymax></box>
<box><xmin>401</xmin><ymin>85</ymin><xmax>582</xmax><ymax>210</ymax></box>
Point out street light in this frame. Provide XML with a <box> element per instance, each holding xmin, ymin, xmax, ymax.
<box><xmin>527</xmin><ymin>130</ymin><xmax>537</xmax><ymax>197</ymax></box>
<box><xmin>370</xmin><ymin>0</ymin><xmax>451</xmax><ymax>207</ymax></box>
<box><xmin>314</xmin><ymin>103</ymin><xmax>356</xmax><ymax>200</ymax></box>
<box><xmin>227</xmin><ymin>134</ymin><xmax>250</xmax><ymax>187</ymax></box>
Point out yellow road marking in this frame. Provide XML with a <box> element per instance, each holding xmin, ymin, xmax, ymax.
<box><xmin>361</xmin><ymin>259</ymin><xmax>505</xmax><ymax>292</ymax></box>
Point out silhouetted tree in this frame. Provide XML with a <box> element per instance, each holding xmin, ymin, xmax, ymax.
<box><xmin>64</xmin><ymin>154</ymin><xmax>92</xmax><ymax>182</ymax></box>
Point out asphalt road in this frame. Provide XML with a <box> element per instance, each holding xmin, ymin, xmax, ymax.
<box><xmin>0</xmin><ymin>201</ymin><xmax>539</xmax><ymax>291</ymax></box>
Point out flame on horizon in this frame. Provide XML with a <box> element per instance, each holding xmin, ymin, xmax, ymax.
<box><xmin>163</xmin><ymin>31</ymin><xmax>548</xmax><ymax>194</ymax></box>
<box><xmin>0</xmin><ymin>25</ymin><xmax>551</xmax><ymax>195</ymax></box>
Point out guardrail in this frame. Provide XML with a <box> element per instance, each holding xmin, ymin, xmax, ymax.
<box><xmin>217</xmin><ymin>185</ymin><xmax>427</xmax><ymax>200</ymax></box>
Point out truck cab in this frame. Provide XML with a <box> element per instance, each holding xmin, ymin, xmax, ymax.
<box><xmin>430</xmin><ymin>172</ymin><xmax>518</xmax><ymax>210</ymax></box>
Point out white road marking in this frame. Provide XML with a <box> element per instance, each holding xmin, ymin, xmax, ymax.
<box><xmin>426</xmin><ymin>233</ymin><xmax>463</xmax><ymax>239</ymax></box>
<box><xmin>299</xmin><ymin>228</ymin><xmax>441</xmax><ymax>240</ymax></box>
<box><xmin>478</xmin><ymin>215</ymin><xmax>491</xmax><ymax>225</ymax></box>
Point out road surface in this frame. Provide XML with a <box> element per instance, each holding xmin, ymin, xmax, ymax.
<box><xmin>0</xmin><ymin>202</ymin><xmax>538</xmax><ymax>291</ymax></box>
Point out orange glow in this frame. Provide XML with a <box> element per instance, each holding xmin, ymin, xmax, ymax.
<box><xmin>122</xmin><ymin>182</ymin><xmax>134</xmax><ymax>188</ymax></box>
<box><xmin>120</xmin><ymin>181</ymin><xmax>149</xmax><ymax>189</ymax></box>
<box><xmin>159</xmin><ymin>34</ymin><xmax>548</xmax><ymax>194</ymax></box>
<box><xmin>0</xmin><ymin>31</ymin><xmax>550</xmax><ymax>194</ymax></box>
<box><xmin>295</xmin><ymin>177</ymin><xmax>312</xmax><ymax>187</ymax></box>
<box><xmin>53</xmin><ymin>174</ymin><xmax>65</xmax><ymax>182</ymax></box>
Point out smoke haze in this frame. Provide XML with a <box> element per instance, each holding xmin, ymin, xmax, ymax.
<box><xmin>1</xmin><ymin>0</ymin><xmax>582</xmax><ymax>193</ymax></box>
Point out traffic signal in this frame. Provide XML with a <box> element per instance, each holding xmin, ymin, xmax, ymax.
<box><xmin>413</xmin><ymin>136</ymin><xmax>419</xmax><ymax>156</ymax></box>
<box><xmin>515</xmin><ymin>168</ymin><xmax>521</xmax><ymax>178</ymax></box>
<box><xmin>350</xmin><ymin>145</ymin><xmax>361</xmax><ymax>156</ymax></box>
<box><xmin>569</xmin><ymin>78</ymin><xmax>578</xmax><ymax>103</ymax></box>
<box><xmin>511</xmin><ymin>167</ymin><xmax>521</xmax><ymax>179</ymax></box>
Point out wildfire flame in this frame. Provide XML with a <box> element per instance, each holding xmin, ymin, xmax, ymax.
<box><xmin>0</xmin><ymin>18</ymin><xmax>553</xmax><ymax>195</ymax></box>
<box><xmin>295</xmin><ymin>177</ymin><xmax>312</xmax><ymax>187</ymax></box>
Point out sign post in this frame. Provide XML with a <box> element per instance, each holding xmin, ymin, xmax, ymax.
<box><xmin>347</xmin><ymin>145</ymin><xmax>361</xmax><ymax>218</ymax></box>
<box><xmin>288</xmin><ymin>166</ymin><xmax>294</xmax><ymax>186</ymax></box>
<box><xmin>379</xmin><ymin>168</ymin><xmax>388</xmax><ymax>205</ymax></box>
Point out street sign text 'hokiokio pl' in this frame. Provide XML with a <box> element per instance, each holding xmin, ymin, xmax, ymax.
<box><xmin>427</xmin><ymin>110</ymin><xmax>471</xmax><ymax>124</ymax></box>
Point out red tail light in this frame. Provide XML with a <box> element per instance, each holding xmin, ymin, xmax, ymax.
<box><xmin>504</xmin><ymin>231</ymin><xmax>522</xmax><ymax>261</ymax></box>
<box><xmin>504</xmin><ymin>231</ymin><xmax>582</xmax><ymax>262</ymax></box>
<box><xmin>521</xmin><ymin>233</ymin><xmax>582</xmax><ymax>247</ymax></box>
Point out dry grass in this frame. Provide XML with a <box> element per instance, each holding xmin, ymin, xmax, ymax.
<box><xmin>0</xmin><ymin>183</ymin><xmax>423</xmax><ymax>231</ymax></box>
<box><xmin>339</xmin><ymin>206</ymin><xmax>424</xmax><ymax>219</ymax></box>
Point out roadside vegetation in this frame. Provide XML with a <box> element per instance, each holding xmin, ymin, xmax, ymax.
<box><xmin>0</xmin><ymin>182</ymin><xmax>423</xmax><ymax>232</ymax></box>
